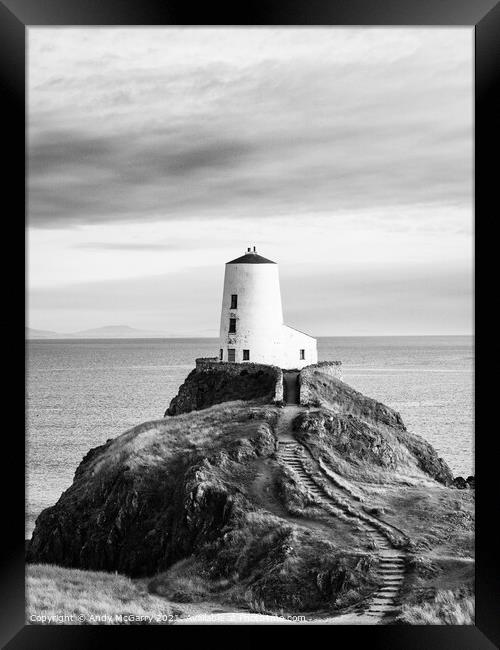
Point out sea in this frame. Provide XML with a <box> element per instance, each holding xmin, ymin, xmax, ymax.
<box><xmin>26</xmin><ymin>335</ymin><xmax>473</xmax><ymax>537</ymax></box>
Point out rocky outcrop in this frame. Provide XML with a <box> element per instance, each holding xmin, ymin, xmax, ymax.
<box><xmin>27</xmin><ymin>365</ymin><xmax>461</xmax><ymax>612</ymax></box>
<box><xmin>26</xmin><ymin>402</ymin><xmax>378</xmax><ymax>611</ymax></box>
<box><xmin>299</xmin><ymin>366</ymin><xmax>405</xmax><ymax>431</ymax></box>
<box><xmin>292</xmin><ymin>374</ymin><xmax>453</xmax><ymax>486</ymax></box>
<box><xmin>293</xmin><ymin>410</ymin><xmax>453</xmax><ymax>486</ymax></box>
<box><xmin>27</xmin><ymin>404</ymin><xmax>278</xmax><ymax>576</ymax></box>
<box><xmin>165</xmin><ymin>359</ymin><xmax>283</xmax><ymax>416</ymax></box>
<box><xmin>452</xmin><ymin>476</ymin><xmax>475</xmax><ymax>489</ymax></box>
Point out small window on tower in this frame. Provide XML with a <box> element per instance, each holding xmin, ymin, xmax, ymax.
<box><xmin>243</xmin><ymin>349</ymin><xmax>250</xmax><ymax>361</ymax></box>
<box><xmin>229</xmin><ymin>318</ymin><xmax>236</xmax><ymax>333</ymax></box>
<box><xmin>219</xmin><ymin>349</ymin><xmax>223</xmax><ymax>361</ymax></box>
<box><xmin>228</xmin><ymin>348</ymin><xmax>236</xmax><ymax>362</ymax></box>
<box><xmin>231</xmin><ymin>294</ymin><xmax>238</xmax><ymax>309</ymax></box>
<box><xmin>300</xmin><ymin>349</ymin><xmax>305</xmax><ymax>360</ymax></box>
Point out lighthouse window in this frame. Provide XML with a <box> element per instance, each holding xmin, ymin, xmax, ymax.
<box><xmin>229</xmin><ymin>318</ymin><xmax>237</xmax><ymax>333</ymax></box>
<box><xmin>243</xmin><ymin>349</ymin><xmax>250</xmax><ymax>361</ymax></box>
<box><xmin>231</xmin><ymin>294</ymin><xmax>238</xmax><ymax>309</ymax></box>
<box><xmin>219</xmin><ymin>349</ymin><xmax>223</xmax><ymax>361</ymax></box>
<box><xmin>228</xmin><ymin>348</ymin><xmax>236</xmax><ymax>362</ymax></box>
<box><xmin>300</xmin><ymin>349</ymin><xmax>305</xmax><ymax>360</ymax></box>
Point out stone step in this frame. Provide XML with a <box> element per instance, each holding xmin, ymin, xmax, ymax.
<box><xmin>379</xmin><ymin>570</ymin><xmax>405</xmax><ymax>575</ymax></box>
<box><xmin>369</xmin><ymin>607</ymin><xmax>394</xmax><ymax>612</ymax></box>
<box><xmin>378</xmin><ymin>564</ymin><xmax>405</xmax><ymax>571</ymax></box>
<box><xmin>371</xmin><ymin>595</ymin><xmax>396</xmax><ymax>601</ymax></box>
<box><xmin>279</xmin><ymin>441</ymin><xmax>407</xmax><ymax>618</ymax></box>
<box><xmin>381</xmin><ymin>578</ymin><xmax>404</xmax><ymax>583</ymax></box>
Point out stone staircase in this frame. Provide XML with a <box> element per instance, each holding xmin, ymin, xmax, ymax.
<box><xmin>277</xmin><ymin>440</ymin><xmax>406</xmax><ymax>622</ymax></box>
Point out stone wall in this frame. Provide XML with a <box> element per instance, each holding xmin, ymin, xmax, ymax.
<box><xmin>166</xmin><ymin>359</ymin><xmax>283</xmax><ymax>416</ymax></box>
<box><xmin>298</xmin><ymin>361</ymin><xmax>343</xmax><ymax>406</ymax></box>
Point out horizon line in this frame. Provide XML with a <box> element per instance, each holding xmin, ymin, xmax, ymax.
<box><xmin>27</xmin><ymin>333</ymin><xmax>474</xmax><ymax>341</ymax></box>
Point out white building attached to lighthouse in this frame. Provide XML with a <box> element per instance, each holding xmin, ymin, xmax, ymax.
<box><xmin>218</xmin><ymin>248</ymin><xmax>317</xmax><ymax>370</ymax></box>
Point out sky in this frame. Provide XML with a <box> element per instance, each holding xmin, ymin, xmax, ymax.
<box><xmin>28</xmin><ymin>27</ymin><xmax>473</xmax><ymax>336</ymax></box>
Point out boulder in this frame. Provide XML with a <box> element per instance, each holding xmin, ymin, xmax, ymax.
<box><xmin>452</xmin><ymin>476</ymin><xmax>467</xmax><ymax>489</ymax></box>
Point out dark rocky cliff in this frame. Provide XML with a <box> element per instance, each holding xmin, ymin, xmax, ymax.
<box><xmin>165</xmin><ymin>359</ymin><xmax>282</xmax><ymax>416</ymax></box>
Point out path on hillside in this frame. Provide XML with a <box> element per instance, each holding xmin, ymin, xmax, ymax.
<box><xmin>275</xmin><ymin>371</ymin><xmax>302</xmax><ymax>442</ymax></box>
<box><xmin>276</xmin><ymin>372</ymin><xmax>407</xmax><ymax>624</ymax></box>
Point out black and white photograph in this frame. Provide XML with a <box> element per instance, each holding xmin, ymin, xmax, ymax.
<box><xmin>25</xmin><ymin>26</ymin><xmax>474</xmax><ymax>626</ymax></box>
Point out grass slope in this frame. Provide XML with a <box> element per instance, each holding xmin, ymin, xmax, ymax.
<box><xmin>27</xmin><ymin>564</ymin><xmax>173</xmax><ymax>625</ymax></box>
<box><xmin>396</xmin><ymin>587</ymin><xmax>474</xmax><ymax>625</ymax></box>
<box><xmin>27</xmin><ymin>378</ymin><xmax>473</xmax><ymax>621</ymax></box>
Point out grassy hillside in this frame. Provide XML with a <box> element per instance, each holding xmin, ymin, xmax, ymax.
<box><xmin>27</xmin><ymin>564</ymin><xmax>174</xmax><ymax>625</ymax></box>
<box><xmin>27</xmin><ymin>400</ymin><xmax>380</xmax><ymax>612</ymax></box>
<box><xmin>27</xmin><ymin>375</ymin><xmax>473</xmax><ymax>619</ymax></box>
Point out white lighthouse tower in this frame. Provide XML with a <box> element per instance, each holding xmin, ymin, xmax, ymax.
<box><xmin>218</xmin><ymin>247</ymin><xmax>317</xmax><ymax>369</ymax></box>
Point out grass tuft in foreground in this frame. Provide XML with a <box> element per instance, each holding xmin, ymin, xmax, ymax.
<box><xmin>27</xmin><ymin>564</ymin><xmax>173</xmax><ymax>625</ymax></box>
<box><xmin>396</xmin><ymin>588</ymin><xmax>474</xmax><ymax>625</ymax></box>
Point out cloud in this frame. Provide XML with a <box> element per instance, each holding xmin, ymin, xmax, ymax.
<box><xmin>28</xmin><ymin>28</ymin><xmax>472</xmax><ymax>229</ymax></box>
<box><xmin>27</xmin><ymin>28</ymin><xmax>473</xmax><ymax>335</ymax></box>
<box><xmin>75</xmin><ymin>242</ymin><xmax>183</xmax><ymax>251</ymax></box>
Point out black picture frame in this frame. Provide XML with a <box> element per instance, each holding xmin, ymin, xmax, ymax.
<box><xmin>2</xmin><ymin>0</ymin><xmax>498</xmax><ymax>647</ymax></box>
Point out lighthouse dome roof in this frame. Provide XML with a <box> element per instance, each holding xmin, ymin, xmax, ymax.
<box><xmin>227</xmin><ymin>250</ymin><xmax>276</xmax><ymax>265</ymax></box>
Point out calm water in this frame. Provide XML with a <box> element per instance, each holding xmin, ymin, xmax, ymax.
<box><xmin>26</xmin><ymin>336</ymin><xmax>473</xmax><ymax>536</ymax></box>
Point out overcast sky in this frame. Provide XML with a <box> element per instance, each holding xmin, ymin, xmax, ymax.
<box><xmin>28</xmin><ymin>28</ymin><xmax>473</xmax><ymax>336</ymax></box>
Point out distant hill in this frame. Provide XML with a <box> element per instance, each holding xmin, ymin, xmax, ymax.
<box><xmin>70</xmin><ymin>325</ymin><xmax>168</xmax><ymax>338</ymax></box>
<box><xmin>27</xmin><ymin>326</ymin><xmax>169</xmax><ymax>339</ymax></box>
<box><xmin>26</xmin><ymin>327</ymin><xmax>62</xmax><ymax>339</ymax></box>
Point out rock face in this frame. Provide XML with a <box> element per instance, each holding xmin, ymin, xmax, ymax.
<box><xmin>165</xmin><ymin>359</ymin><xmax>283</xmax><ymax>416</ymax></box>
<box><xmin>450</xmin><ymin>475</ymin><xmax>476</xmax><ymax>490</ymax></box>
<box><xmin>27</xmin><ymin>363</ymin><xmax>457</xmax><ymax>611</ymax></box>
<box><xmin>466</xmin><ymin>476</ymin><xmax>475</xmax><ymax>489</ymax></box>
<box><xmin>28</xmin><ymin>404</ymin><xmax>279</xmax><ymax>576</ymax></box>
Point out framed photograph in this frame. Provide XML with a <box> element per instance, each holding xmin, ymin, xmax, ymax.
<box><xmin>2</xmin><ymin>0</ymin><xmax>498</xmax><ymax>647</ymax></box>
